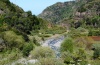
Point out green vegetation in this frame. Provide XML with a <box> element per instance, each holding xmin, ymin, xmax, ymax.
<box><xmin>92</xmin><ymin>43</ymin><xmax>100</xmax><ymax>59</ymax></box>
<box><xmin>0</xmin><ymin>0</ymin><xmax>100</xmax><ymax>65</ymax></box>
<box><xmin>39</xmin><ymin>0</ymin><xmax>89</xmax><ymax>23</ymax></box>
<box><xmin>0</xmin><ymin>49</ymin><xmax>23</xmax><ymax>65</ymax></box>
<box><xmin>0</xmin><ymin>0</ymin><xmax>57</xmax><ymax>64</ymax></box>
<box><xmin>61</xmin><ymin>38</ymin><xmax>74</xmax><ymax>53</ymax></box>
<box><xmin>30</xmin><ymin>47</ymin><xmax>55</xmax><ymax>59</ymax></box>
<box><xmin>22</xmin><ymin>43</ymin><xmax>34</xmax><ymax>56</ymax></box>
<box><xmin>2</xmin><ymin>31</ymin><xmax>25</xmax><ymax>50</ymax></box>
<box><xmin>34</xmin><ymin>58</ymin><xmax>65</xmax><ymax>65</ymax></box>
<box><xmin>39</xmin><ymin>1</ymin><xmax>75</xmax><ymax>23</ymax></box>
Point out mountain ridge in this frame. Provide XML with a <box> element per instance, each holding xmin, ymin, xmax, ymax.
<box><xmin>38</xmin><ymin>0</ymin><xmax>100</xmax><ymax>25</ymax></box>
<box><xmin>38</xmin><ymin>0</ymin><xmax>84</xmax><ymax>23</ymax></box>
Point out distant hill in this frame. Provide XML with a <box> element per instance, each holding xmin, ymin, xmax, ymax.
<box><xmin>73</xmin><ymin>0</ymin><xmax>100</xmax><ymax>28</ymax></box>
<box><xmin>38</xmin><ymin>0</ymin><xmax>100</xmax><ymax>27</ymax></box>
<box><xmin>39</xmin><ymin>0</ymin><xmax>99</xmax><ymax>23</ymax></box>
<box><xmin>38</xmin><ymin>0</ymin><xmax>85</xmax><ymax>23</ymax></box>
<box><xmin>38</xmin><ymin>1</ymin><xmax>74</xmax><ymax>23</ymax></box>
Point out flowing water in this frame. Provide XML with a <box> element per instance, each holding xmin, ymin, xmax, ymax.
<box><xmin>42</xmin><ymin>36</ymin><xmax>65</xmax><ymax>58</ymax></box>
<box><xmin>11</xmin><ymin>36</ymin><xmax>65</xmax><ymax>65</ymax></box>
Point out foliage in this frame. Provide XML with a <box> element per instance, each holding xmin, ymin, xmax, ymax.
<box><xmin>39</xmin><ymin>0</ymin><xmax>90</xmax><ymax>23</ymax></box>
<box><xmin>0</xmin><ymin>49</ymin><xmax>23</xmax><ymax>65</ymax></box>
<box><xmin>22</xmin><ymin>43</ymin><xmax>34</xmax><ymax>56</ymax></box>
<box><xmin>61</xmin><ymin>51</ymin><xmax>73</xmax><ymax>64</ymax></box>
<box><xmin>92</xmin><ymin>43</ymin><xmax>100</xmax><ymax>59</ymax></box>
<box><xmin>77</xmin><ymin>4</ymin><xmax>86</xmax><ymax>13</ymax></box>
<box><xmin>0</xmin><ymin>0</ymin><xmax>48</xmax><ymax>35</ymax></box>
<box><xmin>30</xmin><ymin>47</ymin><xmax>55</xmax><ymax>59</ymax></box>
<box><xmin>91</xmin><ymin>60</ymin><xmax>100</xmax><ymax>65</ymax></box>
<box><xmin>2</xmin><ymin>31</ymin><xmax>25</xmax><ymax>50</ymax></box>
<box><xmin>33</xmin><ymin>37</ymin><xmax>40</xmax><ymax>46</ymax></box>
<box><xmin>0</xmin><ymin>0</ymin><xmax>100</xmax><ymax>65</ymax></box>
<box><xmin>39</xmin><ymin>1</ymin><xmax>76</xmax><ymax>23</ymax></box>
<box><xmin>61</xmin><ymin>38</ymin><xmax>74</xmax><ymax>53</ymax></box>
<box><xmin>88</xmin><ymin>29</ymin><xmax>100</xmax><ymax>36</ymax></box>
<box><xmin>34</xmin><ymin>58</ymin><xmax>65</xmax><ymax>65</ymax></box>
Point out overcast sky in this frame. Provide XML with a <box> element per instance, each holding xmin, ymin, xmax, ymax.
<box><xmin>10</xmin><ymin>0</ymin><xmax>73</xmax><ymax>15</ymax></box>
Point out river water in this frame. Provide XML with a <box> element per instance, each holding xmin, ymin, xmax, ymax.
<box><xmin>42</xmin><ymin>36</ymin><xmax>65</xmax><ymax>58</ymax></box>
<box><xmin>11</xmin><ymin>36</ymin><xmax>65</xmax><ymax>65</ymax></box>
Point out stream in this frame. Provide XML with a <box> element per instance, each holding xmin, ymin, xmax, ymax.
<box><xmin>42</xmin><ymin>36</ymin><xmax>65</xmax><ymax>58</ymax></box>
<box><xmin>11</xmin><ymin>36</ymin><xmax>65</xmax><ymax>65</ymax></box>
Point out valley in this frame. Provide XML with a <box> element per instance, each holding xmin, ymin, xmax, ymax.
<box><xmin>0</xmin><ymin>0</ymin><xmax>100</xmax><ymax>65</ymax></box>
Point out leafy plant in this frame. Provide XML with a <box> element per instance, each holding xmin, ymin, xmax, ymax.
<box><xmin>30</xmin><ymin>47</ymin><xmax>55</xmax><ymax>59</ymax></box>
<box><xmin>92</xmin><ymin>43</ymin><xmax>100</xmax><ymax>59</ymax></box>
<box><xmin>61</xmin><ymin>38</ymin><xmax>74</xmax><ymax>53</ymax></box>
<box><xmin>22</xmin><ymin>43</ymin><xmax>34</xmax><ymax>56</ymax></box>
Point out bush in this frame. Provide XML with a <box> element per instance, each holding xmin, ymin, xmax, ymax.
<box><xmin>92</xmin><ymin>43</ymin><xmax>100</xmax><ymax>59</ymax></box>
<box><xmin>22</xmin><ymin>43</ymin><xmax>34</xmax><ymax>56</ymax></box>
<box><xmin>34</xmin><ymin>58</ymin><xmax>66</xmax><ymax>65</ymax></box>
<box><xmin>0</xmin><ymin>49</ymin><xmax>23</xmax><ymax>65</ymax></box>
<box><xmin>33</xmin><ymin>37</ymin><xmax>40</xmax><ymax>46</ymax></box>
<box><xmin>30</xmin><ymin>47</ymin><xmax>55</xmax><ymax>59</ymax></box>
<box><xmin>61</xmin><ymin>51</ymin><xmax>73</xmax><ymax>64</ymax></box>
<box><xmin>91</xmin><ymin>60</ymin><xmax>100</xmax><ymax>65</ymax></box>
<box><xmin>3</xmin><ymin>31</ymin><xmax>25</xmax><ymax>49</ymax></box>
<box><xmin>61</xmin><ymin>38</ymin><xmax>74</xmax><ymax>53</ymax></box>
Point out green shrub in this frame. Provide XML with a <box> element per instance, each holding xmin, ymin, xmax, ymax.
<box><xmin>0</xmin><ymin>49</ymin><xmax>22</xmax><ymax>65</ymax></box>
<box><xmin>61</xmin><ymin>51</ymin><xmax>73</xmax><ymax>64</ymax></box>
<box><xmin>33</xmin><ymin>37</ymin><xmax>40</xmax><ymax>46</ymax></box>
<box><xmin>91</xmin><ymin>60</ymin><xmax>100</xmax><ymax>65</ymax></box>
<box><xmin>3</xmin><ymin>31</ymin><xmax>25</xmax><ymax>49</ymax></box>
<box><xmin>22</xmin><ymin>43</ymin><xmax>34</xmax><ymax>56</ymax></box>
<box><xmin>92</xmin><ymin>43</ymin><xmax>100</xmax><ymax>59</ymax></box>
<box><xmin>30</xmin><ymin>47</ymin><xmax>55</xmax><ymax>59</ymax></box>
<box><xmin>61</xmin><ymin>38</ymin><xmax>74</xmax><ymax>53</ymax></box>
<box><xmin>34</xmin><ymin>58</ymin><xmax>66</xmax><ymax>65</ymax></box>
<box><xmin>79</xmin><ymin>60</ymin><xmax>88</xmax><ymax>65</ymax></box>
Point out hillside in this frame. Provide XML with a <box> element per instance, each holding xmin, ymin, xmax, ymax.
<box><xmin>0</xmin><ymin>0</ymin><xmax>49</xmax><ymax>56</ymax></box>
<box><xmin>1</xmin><ymin>0</ymin><xmax>49</xmax><ymax>32</ymax></box>
<box><xmin>38</xmin><ymin>1</ymin><xmax>74</xmax><ymax>23</ymax></box>
<box><xmin>0</xmin><ymin>0</ymin><xmax>66</xmax><ymax>56</ymax></box>
<box><xmin>39</xmin><ymin>0</ymin><xmax>100</xmax><ymax>36</ymax></box>
<box><xmin>0</xmin><ymin>0</ymin><xmax>100</xmax><ymax>65</ymax></box>
<box><xmin>38</xmin><ymin>0</ymin><xmax>85</xmax><ymax>23</ymax></box>
<box><xmin>38</xmin><ymin>0</ymin><xmax>100</xmax><ymax>25</ymax></box>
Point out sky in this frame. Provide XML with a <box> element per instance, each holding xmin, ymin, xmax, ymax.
<box><xmin>10</xmin><ymin>0</ymin><xmax>73</xmax><ymax>15</ymax></box>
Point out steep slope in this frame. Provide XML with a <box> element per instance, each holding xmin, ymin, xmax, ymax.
<box><xmin>60</xmin><ymin>0</ymin><xmax>100</xmax><ymax>36</ymax></box>
<box><xmin>0</xmin><ymin>0</ymin><xmax>48</xmax><ymax>34</ymax></box>
<box><xmin>0</xmin><ymin>0</ymin><xmax>49</xmax><ymax>54</ymax></box>
<box><xmin>38</xmin><ymin>0</ymin><xmax>87</xmax><ymax>23</ymax></box>
<box><xmin>39</xmin><ymin>0</ymin><xmax>100</xmax><ymax>29</ymax></box>
<box><xmin>71</xmin><ymin>0</ymin><xmax>100</xmax><ymax>28</ymax></box>
<box><xmin>38</xmin><ymin>1</ymin><xmax>75</xmax><ymax>23</ymax></box>
<box><xmin>0</xmin><ymin>0</ymin><xmax>24</xmax><ymax>14</ymax></box>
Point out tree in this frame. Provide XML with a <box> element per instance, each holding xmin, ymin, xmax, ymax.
<box><xmin>26</xmin><ymin>11</ymin><xmax>32</xmax><ymax>17</ymax></box>
<box><xmin>78</xmin><ymin>6</ymin><xmax>86</xmax><ymax>13</ymax></box>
